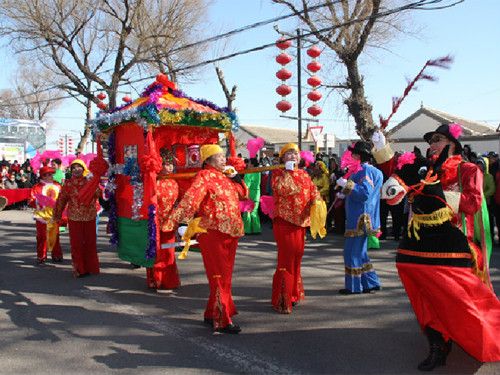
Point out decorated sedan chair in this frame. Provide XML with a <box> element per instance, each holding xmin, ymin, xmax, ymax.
<box><xmin>91</xmin><ymin>74</ymin><xmax>240</xmax><ymax>267</ymax></box>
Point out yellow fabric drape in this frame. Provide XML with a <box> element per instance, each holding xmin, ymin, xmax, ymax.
<box><xmin>309</xmin><ymin>200</ymin><xmax>327</xmax><ymax>239</ymax></box>
<box><xmin>178</xmin><ymin>217</ymin><xmax>207</xmax><ymax>260</ymax></box>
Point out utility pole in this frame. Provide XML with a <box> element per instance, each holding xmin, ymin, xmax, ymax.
<box><xmin>296</xmin><ymin>28</ymin><xmax>302</xmax><ymax>149</ymax></box>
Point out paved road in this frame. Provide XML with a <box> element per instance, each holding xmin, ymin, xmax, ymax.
<box><xmin>0</xmin><ymin>209</ymin><xmax>499</xmax><ymax>375</ymax></box>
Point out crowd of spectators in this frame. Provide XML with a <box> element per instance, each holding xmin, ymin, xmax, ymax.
<box><xmin>244</xmin><ymin>145</ymin><xmax>500</xmax><ymax>246</ymax></box>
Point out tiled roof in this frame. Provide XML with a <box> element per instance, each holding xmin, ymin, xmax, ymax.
<box><xmin>239</xmin><ymin>125</ymin><xmax>305</xmax><ymax>144</ymax></box>
<box><xmin>388</xmin><ymin>106</ymin><xmax>496</xmax><ymax>136</ymax></box>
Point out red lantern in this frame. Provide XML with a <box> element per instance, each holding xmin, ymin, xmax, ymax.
<box><xmin>307</xmin><ymin>90</ymin><xmax>322</xmax><ymax>102</ymax></box>
<box><xmin>276</xmin><ymin>84</ymin><xmax>292</xmax><ymax>96</ymax></box>
<box><xmin>307</xmin><ymin>46</ymin><xmax>321</xmax><ymax>58</ymax></box>
<box><xmin>122</xmin><ymin>95</ymin><xmax>132</xmax><ymax>103</ymax></box>
<box><xmin>307</xmin><ymin>105</ymin><xmax>322</xmax><ymax>117</ymax></box>
<box><xmin>97</xmin><ymin>101</ymin><xmax>107</xmax><ymax>110</ymax></box>
<box><xmin>307</xmin><ymin>61</ymin><xmax>322</xmax><ymax>73</ymax></box>
<box><xmin>276</xmin><ymin>100</ymin><xmax>292</xmax><ymax>112</ymax></box>
<box><xmin>96</xmin><ymin>92</ymin><xmax>106</xmax><ymax>100</ymax></box>
<box><xmin>276</xmin><ymin>37</ymin><xmax>292</xmax><ymax>50</ymax></box>
<box><xmin>276</xmin><ymin>53</ymin><xmax>292</xmax><ymax>66</ymax></box>
<box><xmin>307</xmin><ymin>75</ymin><xmax>322</xmax><ymax>87</ymax></box>
<box><xmin>276</xmin><ymin>68</ymin><xmax>292</xmax><ymax>81</ymax></box>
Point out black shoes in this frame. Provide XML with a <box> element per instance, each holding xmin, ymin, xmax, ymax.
<box><xmin>205</xmin><ymin>319</ymin><xmax>241</xmax><ymax>334</ymax></box>
<box><xmin>338</xmin><ymin>289</ymin><xmax>360</xmax><ymax>295</ymax></box>
<box><xmin>339</xmin><ymin>286</ymin><xmax>381</xmax><ymax>295</ymax></box>
<box><xmin>362</xmin><ymin>286</ymin><xmax>381</xmax><ymax>294</ymax></box>
<box><xmin>216</xmin><ymin>323</ymin><xmax>241</xmax><ymax>334</ymax></box>
<box><xmin>417</xmin><ymin>343</ymin><xmax>448</xmax><ymax>371</ymax></box>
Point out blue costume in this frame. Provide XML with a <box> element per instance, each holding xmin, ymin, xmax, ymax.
<box><xmin>342</xmin><ymin>162</ymin><xmax>382</xmax><ymax>293</ymax></box>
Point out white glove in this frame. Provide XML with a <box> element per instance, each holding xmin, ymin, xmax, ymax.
<box><xmin>336</xmin><ymin>177</ymin><xmax>347</xmax><ymax>188</ymax></box>
<box><xmin>223</xmin><ymin>165</ymin><xmax>237</xmax><ymax>178</ymax></box>
<box><xmin>177</xmin><ymin>225</ymin><xmax>188</xmax><ymax>238</ymax></box>
<box><xmin>371</xmin><ymin>130</ymin><xmax>386</xmax><ymax>151</ymax></box>
<box><xmin>285</xmin><ymin>161</ymin><xmax>296</xmax><ymax>171</ymax></box>
<box><xmin>336</xmin><ymin>192</ymin><xmax>345</xmax><ymax>199</ymax></box>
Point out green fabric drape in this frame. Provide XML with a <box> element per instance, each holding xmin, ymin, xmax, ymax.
<box><xmin>117</xmin><ymin>217</ymin><xmax>155</xmax><ymax>267</ymax></box>
<box><xmin>243</xmin><ymin>172</ymin><xmax>261</xmax><ymax>234</ymax></box>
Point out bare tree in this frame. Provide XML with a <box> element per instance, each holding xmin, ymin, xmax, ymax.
<box><xmin>0</xmin><ymin>0</ymin><xmax>210</xmax><ymax>150</ymax></box>
<box><xmin>0</xmin><ymin>62</ymin><xmax>64</xmax><ymax>121</ymax></box>
<box><xmin>215</xmin><ymin>66</ymin><xmax>237</xmax><ymax>112</ymax></box>
<box><xmin>273</xmin><ymin>0</ymin><xmax>462</xmax><ymax>140</ymax></box>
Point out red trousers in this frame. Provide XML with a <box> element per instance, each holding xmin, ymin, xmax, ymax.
<box><xmin>272</xmin><ymin>217</ymin><xmax>305</xmax><ymax>313</ymax></box>
<box><xmin>146</xmin><ymin>230</ymin><xmax>181</xmax><ymax>289</ymax></box>
<box><xmin>198</xmin><ymin>229</ymin><xmax>239</xmax><ymax>329</ymax></box>
<box><xmin>68</xmin><ymin>219</ymin><xmax>99</xmax><ymax>276</ymax></box>
<box><xmin>36</xmin><ymin>221</ymin><xmax>63</xmax><ymax>261</ymax></box>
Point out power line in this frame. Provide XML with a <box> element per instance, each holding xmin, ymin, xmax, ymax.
<box><xmin>0</xmin><ymin>1</ymin><xmax>340</xmax><ymax>102</ymax></box>
<box><xmin>0</xmin><ymin>0</ymin><xmax>463</xmax><ymax>108</ymax></box>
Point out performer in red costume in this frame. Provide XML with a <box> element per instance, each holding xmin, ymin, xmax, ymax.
<box><xmin>54</xmin><ymin>157</ymin><xmax>108</xmax><ymax>278</ymax></box>
<box><xmin>271</xmin><ymin>143</ymin><xmax>323</xmax><ymax>313</ymax></box>
<box><xmin>30</xmin><ymin>166</ymin><xmax>63</xmax><ymax>263</ymax></box>
<box><xmin>146</xmin><ymin>149</ymin><xmax>181</xmax><ymax>290</ymax></box>
<box><xmin>372</xmin><ymin>123</ymin><xmax>490</xmax><ymax>277</ymax></box>
<box><xmin>171</xmin><ymin>144</ymin><xmax>248</xmax><ymax>334</ymax></box>
<box><xmin>381</xmin><ymin>151</ymin><xmax>500</xmax><ymax>370</ymax></box>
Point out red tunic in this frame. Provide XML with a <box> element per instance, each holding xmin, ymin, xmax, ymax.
<box><xmin>55</xmin><ymin>176</ymin><xmax>100</xmax><ymax>221</ymax></box>
<box><xmin>156</xmin><ymin>178</ymin><xmax>179</xmax><ymax>232</ymax></box>
<box><xmin>271</xmin><ymin>169</ymin><xmax>321</xmax><ymax>227</ymax></box>
<box><xmin>171</xmin><ymin>164</ymin><xmax>248</xmax><ymax>237</ymax></box>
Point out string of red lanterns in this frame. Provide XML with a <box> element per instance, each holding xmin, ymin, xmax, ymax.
<box><xmin>306</xmin><ymin>45</ymin><xmax>322</xmax><ymax>117</ymax></box>
<box><xmin>95</xmin><ymin>91</ymin><xmax>133</xmax><ymax>111</ymax></box>
<box><xmin>275</xmin><ymin>37</ymin><xmax>293</xmax><ymax>113</ymax></box>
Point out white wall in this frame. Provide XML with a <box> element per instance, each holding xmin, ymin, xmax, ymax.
<box><xmin>391</xmin><ymin>114</ymin><xmax>440</xmax><ymax>138</ymax></box>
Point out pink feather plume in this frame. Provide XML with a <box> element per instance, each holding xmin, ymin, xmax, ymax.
<box><xmin>246</xmin><ymin>137</ymin><xmax>265</xmax><ymax>158</ymax></box>
<box><xmin>448</xmin><ymin>123</ymin><xmax>463</xmax><ymax>140</ymax></box>
<box><xmin>396</xmin><ymin>152</ymin><xmax>416</xmax><ymax>170</ymax></box>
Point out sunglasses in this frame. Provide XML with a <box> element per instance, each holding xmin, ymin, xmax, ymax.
<box><xmin>429</xmin><ymin>135</ymin><xmax>447</xmax><ymax>144</ymax></box>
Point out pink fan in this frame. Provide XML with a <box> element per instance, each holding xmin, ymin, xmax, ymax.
<box><xmin>80</xmin><ymin>153</ymin><xmax>97</xmax><ymax>166</ymax></box>
<box><xmin>62</xmin><ymin>154</ymin><xmax>76</xmax><ymax>168</ymax></box>
<box><xmin>260</xmin><ymin>195</ymin><xmax>275</xmax><ymax>219</ymax></box>
<box><xmin>239</xmin><ymin>199</ymin><xmax>255</xmax><ymax>213</ymax></box>
<box><xmin>340</xmin><ymin>147</ymin><xmax>361</xmax><ymax>179</ymax></box>
<box><xmin>35</xmin><ymin>194</ymin><xmax>56</xmax><ymax>208</ymax></box>
<box><xmin>30</xmin><ymin>152</ymin><xmax>43</xmax><ymax>171</ymax></box>
<box><xmin>42</xmin><ymin>150</ymin><xmax>63</xmax><ymax>160</ymax></box>
<box><xmin>300</xmin><ymin>150</ymin><xmax>315</xmax><ymax>166</ymax></box>
<box><xmin>247</xmin><ymin>137</ymin><xmax>265</xmax><ymax>158</ymax></box>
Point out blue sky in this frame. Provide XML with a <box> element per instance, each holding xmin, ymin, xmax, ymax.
<box><xmin>1</xmin><ymin>0</ymin><xmax>499</xmax><ymax>150</ymax></box>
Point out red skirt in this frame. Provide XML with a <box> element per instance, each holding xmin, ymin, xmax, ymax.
<box><xmin>397</xmin><ymin>263</ymin><xmax>500</xmax><ymax>362</ymax></box>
